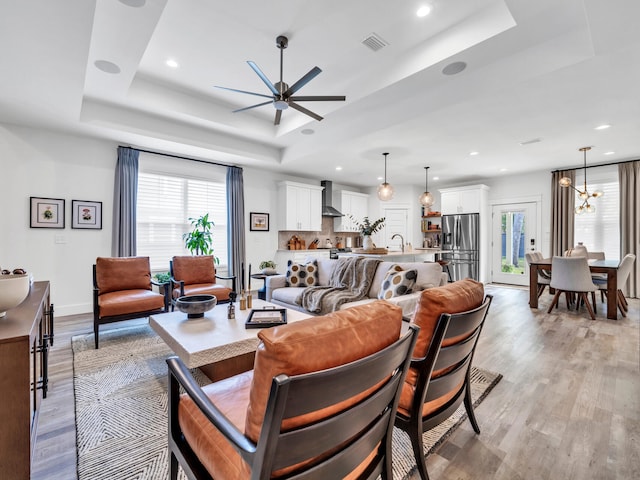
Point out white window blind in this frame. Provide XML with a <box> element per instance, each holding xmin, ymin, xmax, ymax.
<box><xmin>573</xmin><ymin>166</ymin><xmax>619</xmax><ymax>258</ymax></box>
<box><xmin>136</xmin><ymin>167</ymin><xmax>228</xmax><ymax>274</ymax></box>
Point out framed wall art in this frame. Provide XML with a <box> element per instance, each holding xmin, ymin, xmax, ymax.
<box><xmin>30</xmin><ymin>197</ymin><xmax>65</xmax><ymax>228</ymax></box>
<box><xmin>71</xmin><ymin>200</ymin><xmax>102</xmax><ymax>229</ymax></box>
<box><xmin>250</xmin><ymin>212</ymin><xmax>269</xmax><ymax>231</ymax></box>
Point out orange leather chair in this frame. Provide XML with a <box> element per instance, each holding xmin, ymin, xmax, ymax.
<box><xmin>169</xmin><ymin>255</ymin><xmax>236</xmax><ymax>309</ymax></box>
<box><xmin>395</xmin><ymin>279</ymin><xmax>492</xmax><ymax>480</ymax></box>
<box><xmin>93</xmin><ymin>256</ymin><xmax>169</xmax><ymax>349</ymax></box>
<box><xmin>166</xmin><ymin>301</ymin><xmax>419</xmax><ymax>480</ymax></box>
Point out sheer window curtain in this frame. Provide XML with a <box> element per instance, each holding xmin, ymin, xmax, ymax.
<box><xmin>551</xmin><ymin>170</ymin><xmax>575</xmax><ymax>257</ymax></box>
<box><xmin>112</xmin><ymin>147</ymin><xmax>139</xmax><ymax>257</ymax></box>
<box><xmin>618</xmin><ymin>161</ymin><xmax>639</xmax><ymax>297</ymax></box>
<box><xmin>226</xmin><ymin>166</ymin><xmax>246</xmax><ymax>294</ymax></box>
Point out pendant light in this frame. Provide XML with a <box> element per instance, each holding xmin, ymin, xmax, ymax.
<box><xmin>377</xmin><ymin>152</ymin><xmax>394</xmax><ymax>201</ymax></box>
<box><xmin>418</xmin><ymin>166</ymin><xmax>434</xmax><ymax>207</ymax></box>
<box><xmin>559</xmin><ymin>146</ymin><xmax>603</xmax><ymax>214</ymax></box>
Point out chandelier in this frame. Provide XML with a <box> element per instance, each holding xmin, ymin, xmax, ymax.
<box><xmin>559</xmin><ymin>146</ymin><xmax>603</xmax><ymax>214</ymax></box>
<box><xmin>377</xmin><ymin>152</ymin><xmax>394</xmax><ymax>201</ymax></box>
<box><xmin>418</xmin><ymin>166</ymin><xmax>434</xmax><ymax>207</ymax></box>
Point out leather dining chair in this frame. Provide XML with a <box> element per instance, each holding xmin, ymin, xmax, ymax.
<box><xmin>525</xmin><ymin>251</ymin><xmax>551</xmax><ymax>298</ymax></box>
<box><xmin>592</xmin><ymin>253</ymin><xmax>636</xmax><ymax>317</ymax></box>
<box><xmin>166</xmin><ymin>301</ymin><xmax>419</xmax><ymax>480</ymax></box>
<box><xmin>547</xmin><ymin>256</ymin><xmax>598</xmax><ymax>320</ymax></box>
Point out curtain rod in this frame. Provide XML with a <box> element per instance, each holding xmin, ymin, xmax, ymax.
<box><xmin>551</xmin><ymin>157</ymin><xmax>637</xmax><ymax>173</ymax></box>
<box><xmin>124</xmin><ymin>146</ymin><xmax>242</xmax><ymax>170</ymax></box>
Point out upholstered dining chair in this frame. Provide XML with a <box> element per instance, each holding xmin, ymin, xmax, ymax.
<box><xmin>592</xmin><ymin>253</ymin><xmax>636</xmax><ymax>318</ymax></box>
<box><xmin>547</xmin><ymin>256</ymin><xmax>598</xmax><ymax>320</ymax></box>
<box><xmin>166</xmin><ymin>301</ymin><xmax>419</xmax><ymax>480</ymax></box>
<box><xmin>169</xmin><ymin>255</ymin><xmax>236</xmax><ymax>310</ymax></box>
<box><xmin>525</xmin><ymin>251</ymin><xmax>551</xmax><ymax>298</ymax></box>
<box><xmin>394</xmin><ymin>278</ymin><xmax>491</xmax><ymax>480</ymax></box>
<box><xmin>93</xmin><ymin>256</ymin><xmax>169</xmax><ymax>349</ymax></box>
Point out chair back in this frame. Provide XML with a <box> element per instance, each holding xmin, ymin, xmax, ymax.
<box><xmin>550</xmin><ymin>256</ymin><xmax>597</xmax><ymax>292</ymax></box>
<box><xmin>617</xmin><ymin>254</ymin><xmax>637</xmax><ymax>287</ymax></box>
<box><xmin>525</xmin><ymin>251</ymin><xmax>551</xmax><ymax>281</ymax></box>
<box><xmin>588</xmin><ymin>251</ymin><xmax>605</xmax><ymax>260</ymax></box>
<box><xmin>94</xmin><ymin>256</ymin><xmax>152</xmax><ymax>294</ymax></box>
<box><xmin>171</xmin><ymin>255</ymin><xmax>216</xmax><ymax>285</ymax></box>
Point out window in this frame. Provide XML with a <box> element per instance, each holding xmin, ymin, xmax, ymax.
<box><xmin>136</xmin><ymin>154</ymin><xmax>228</xmax><ymax>274</ymax></box>
<box><xmin>573</xmin><ymin>165</ymin><xmax>619</xmax><ymax>258</ymax></box>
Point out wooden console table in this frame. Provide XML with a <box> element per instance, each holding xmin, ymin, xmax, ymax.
<box><xmin>0</xmin><ymin>281</ymin><xmax>53</xmax><ymax>478</ymax></box>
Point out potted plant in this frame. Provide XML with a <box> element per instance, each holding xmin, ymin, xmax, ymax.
<box><xmin>348</xmin><ymin>215</ymin><xmax>385</xmax><ymax>250</ymax></box>
<box><xmin>183</xmin><ymin>213</ymin><xmax>219</xmax><ymax>263</ymax></box>
<box><xmin>153</xmin><ymin>272</ymin><xmax>171</xmax><ymax>295</ymax></box>
<box><xmin>259</xmin><ymin>260</ymin><xmax>277</xmax><ymax>275</ymax></box>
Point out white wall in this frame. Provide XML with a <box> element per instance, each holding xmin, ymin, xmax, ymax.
<box><xmin>0</xmin><ymin>124</ymin><xmax>115</xmax><ymax>316</ymax></box>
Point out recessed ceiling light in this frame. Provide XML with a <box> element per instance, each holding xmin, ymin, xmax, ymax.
<box><xmin>166</xmin><ymin>59</ymin><xmax>179</xmax><ymax>68</ymax></box>
<box><xmin>442</xmin><ymin>61</ymin><xmax>467</xmax><ymax>75</ymax></box>
<box><xmin>301</xmin><ymin>129</ymin><xmax>314</xmax><ymax>135</ymax></box>
<box><xmin>377</xmin><ymin>176</ymin><xmax>384</xmax><ymax>181</ymax></box>
<box><xmin>336</xmin><ymin>166</ymin><xmax>343</xmax><ymax>171</ymax></box>
<box><xmin>417</xmin><ymin>5</ymin><xmax>431</xmax><ymax>17</ymax></box>
<box><xmin>433</xmin><ymin>176</ymin><xmax>439</xmax><ymax>181</ymax></box>
<box><xmin>94</xmin><ymin>60</ymin><xmax>121</xmax><ymax>74</ymax></box>
<box><xmin>500</xmin><ymin>168</ymin><xmax>508</xmax><ymax>172</ymax></box>
<box><xmin>604</xmin><ymin>151</ymin><xmax>615</xmax><ymax>155</ymax></box>
<box><xmin>469</xmin><ymin>151</ymin><xmax>479</xmax><ymax>156</ymax></box>
<box><xmin>595</xmin><ymin>124</ymin><xmax>611</xmax><ymax>130</ymax></box>
<box><xmin>119</xmin><ymin>0</ymin><xmax>146</xmax><ymax>7</ymax></box>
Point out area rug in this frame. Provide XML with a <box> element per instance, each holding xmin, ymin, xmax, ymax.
<box><xmin>73</xmin><ymin>325</ymin><xmax>502</xmax><ymax>480</ymax></box>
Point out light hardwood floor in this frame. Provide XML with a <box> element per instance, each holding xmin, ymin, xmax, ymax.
<box><xmin>33</xmin><ymin>285</ymin><xmax>639</xmax><ymax>480</ymax></box>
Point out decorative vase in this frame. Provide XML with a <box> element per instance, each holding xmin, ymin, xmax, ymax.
<box><xmin>362</xmin><ymin>234</ymin><xmax>373</xmax><ymax>250</ymax></box>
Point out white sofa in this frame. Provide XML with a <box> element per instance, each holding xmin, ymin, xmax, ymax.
<box><xmin>265</xmin><ymin>256</ymin><xmax>448</xmax><ymax>317</ymax></box>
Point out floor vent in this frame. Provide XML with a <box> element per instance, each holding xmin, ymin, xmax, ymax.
<box><xmin>362</xmin><ymin>33</ymin><xmax>388</xmax><ymax>52</ymax></box>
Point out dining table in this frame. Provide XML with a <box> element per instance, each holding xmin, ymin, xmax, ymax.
<box><xmin>529</xmin><ymin>257</ymin><xmax>621</xmax><ymax>319</ymax></box>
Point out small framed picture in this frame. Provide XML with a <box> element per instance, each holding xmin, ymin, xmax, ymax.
<box><xmin>30</xmin><ymin>197</ymin><xmax>65</xmax><ymax>228</ymax></box>
<box><xmin>250</xmin><ymin>212</ymin><xmax>269</xmax><ymax>231</ymax></box>
<box><xmin>72</xmin><ymin>200</ymin><xmax>102</xmax><ymax>229</ymax></box>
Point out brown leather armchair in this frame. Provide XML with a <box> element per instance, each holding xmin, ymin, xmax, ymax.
<box><xmin>169</xmin><ymin>255</ymin><xmax>236</xmax><ymax>309</ymax></box>
<box><xmin>166</xmin><ymin>301</ymin><xmax>419</xmax><ymax>480</ymax></box>
<box><xmin>395</xmin><ymin>279</ymin><xmax>492</xmax><ymax>480</ymax></box>
<box><xmin>93</xmin><ymin>256</ymin><xmax>169</xmax><ymax>349</ymax></box>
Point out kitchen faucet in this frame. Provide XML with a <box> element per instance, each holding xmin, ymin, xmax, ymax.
<box><xmin>391</xmin><ymin>233</ymin><xmax>405</xmax><ymax>252</ymax></box>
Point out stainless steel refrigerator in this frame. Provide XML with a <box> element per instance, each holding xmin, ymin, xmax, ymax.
<box><xmin>440</xmin><ymin>213</ymin><xmax>479</xmax><ymax>281</ymax></box>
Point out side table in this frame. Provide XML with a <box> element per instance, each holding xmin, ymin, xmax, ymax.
<box><xmin>250</xmin><ymin>273</ymin><xmax>279</xmax><ymax>300</ymax></box>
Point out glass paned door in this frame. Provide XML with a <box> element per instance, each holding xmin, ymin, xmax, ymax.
<box><xmin>491</xmin><ymin>202</ymin><xmax>537</xmax><ymax>286</ymax></box>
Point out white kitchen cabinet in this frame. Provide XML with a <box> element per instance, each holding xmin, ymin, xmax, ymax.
<box><xmin>439</xmin><ymin>184</ymin><xmax>489</xmax><ymax>215</ymax></box>
<box><xmin>333</xmin><ymin>190</ymin><xmax>369</xmax><ymax>232</ymax></box>
<box><xmin>278</xmin><ymin>181</ymin><xmax>323</xmax><ymax>231</ymax></box>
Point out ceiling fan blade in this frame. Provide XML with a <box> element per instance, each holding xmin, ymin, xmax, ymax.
<box><xmin>288</xmin><ymin>102</ymin><xmax>323</xmax><ymax>121</ymax></box>
<box><xmin>274</xmin><ymin>110</ymin><xmax>282</xmax><ymax>126</ymax></box>
<box><xmin>284</xmin><ymin>66</ymin><xmax>322</xmax><ymax>96</ymax></box>
<box><xmin>232</xmin><ymin>101</ymin><xmax>272</xmax><ymax>113</ymax></box>
<box><xmin>289</xmin><ymin>95</ymin><xmax>346</xmax><ymax>102</ymax></box>
<box><xmin>214</xmin><ymin>85</ymin><xmax>273</xmax><ymax>99</ymax></box>
<box><xmin>247</xmin><ymin>61</ymin><xmax>279</xmax><ymax>95</ymax></box>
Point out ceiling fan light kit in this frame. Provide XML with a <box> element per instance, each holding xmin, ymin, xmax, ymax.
<box><xmin>215</xmin><ymin>35</ymin><xmax>346</xmax><ymax>125</ymax></box>
<box><xmin>377</xmin><ymin>152</ymin><xmax>394</xmax><ymax>201</ymax></box>
<box><xmin>559</xmin><ymin>146</ymin><xmax>603</xmax><ymax>214</ymax></box>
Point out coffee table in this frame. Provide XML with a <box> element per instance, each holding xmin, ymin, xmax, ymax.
<box><xmin>150</xmin><ymin>299</ymin><xmax>311</xmax><ymax>380</ymax></box>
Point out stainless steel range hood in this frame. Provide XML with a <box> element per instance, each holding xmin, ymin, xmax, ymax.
<box><xmin>320</xmin><ymin>180</ymin><xmax>343</xmax><ymax>217</ymax></box>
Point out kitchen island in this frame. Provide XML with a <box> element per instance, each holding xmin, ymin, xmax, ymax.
<box><xmin>337</xmin><ymin>248</ymin><xmax>450</xmax><ymax>262</ymax></box>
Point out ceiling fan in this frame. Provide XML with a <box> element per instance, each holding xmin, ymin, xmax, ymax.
<box><xmin>215</xmin><ymin>35</ymin><xmax>346</xmax><ymax>125</ymax></box>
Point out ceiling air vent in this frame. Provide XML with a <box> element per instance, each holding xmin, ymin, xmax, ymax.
<box><xmin>362</xmin><ymin>33</ymin><xmax>388</xmax><ymax>52</ymax></box>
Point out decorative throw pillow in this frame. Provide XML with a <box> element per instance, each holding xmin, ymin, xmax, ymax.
<box><xmin>285</xmin><ymin>260</ymin><xmax>319</xmax><ymax>287</ymax></box>
<box><xmin>378</xmin><ymin>265</ymin><xmax>417</xmax><ymax>300</ymax></box>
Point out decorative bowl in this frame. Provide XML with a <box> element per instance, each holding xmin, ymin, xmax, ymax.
<box><xmin>261</xmin><ymin>267</ymin><xmax>277</xmax><ymax>275</ymax></box>
<box><xmin>175</xmin><ymin>294</ymin><xmax>217</xmax><ymax>318</ymax></box>
<box><xmin>0</xmin><ymin>274</ymin><xmax>31</xmax><ymax>318</ymax></box>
